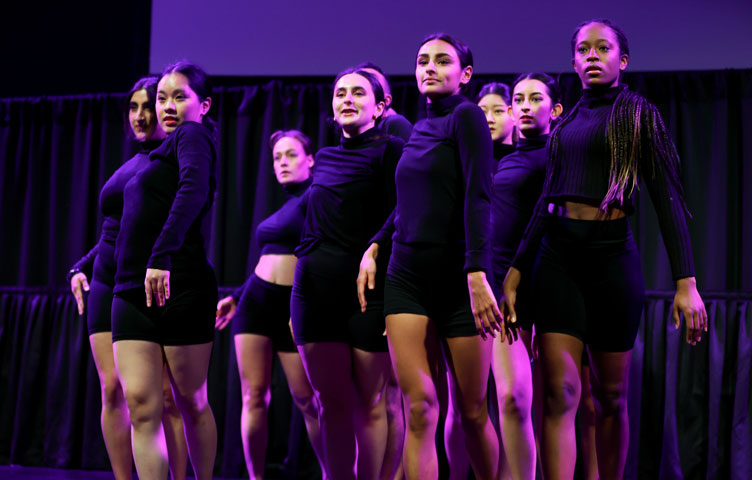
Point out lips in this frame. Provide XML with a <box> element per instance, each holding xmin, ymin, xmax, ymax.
<box><xmin>520</xmin><ymin>115</ymin><xmax>534</xmax><ymax>122</ymax></box>
<box><xmin>585</xmin><ymin>65</ymin><xmax>602</xmax><ymax>73</ymax></box>
<box><xmin>163</xmin><ymin>116</ymin><xmax>178</xmax><ymax>125</ymax></box>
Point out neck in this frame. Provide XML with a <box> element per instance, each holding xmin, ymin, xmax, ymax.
<box><xmin>342</xmin><ymin>121</ymin><xmax>375</xmax><ymax>138</ymax></box>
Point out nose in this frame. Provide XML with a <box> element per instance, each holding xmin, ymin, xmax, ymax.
<box><xmin>164</xmin><ymin>100</ymin><xmax>176</xmax><ymax>113</ymax></box>
<box><xmin>485</xmin><ymin>111</ymin><xmax>495</xmax><ymax>123</ymax></box>
<box><xmin>521</xmin><ymin>99</ymin><xmax>531</xmax><ymax>111</ymax></box>
<box><xmin>586</xmin><ymin>47</ymin><xmax>598</xmax><ymax>60</ymax></box>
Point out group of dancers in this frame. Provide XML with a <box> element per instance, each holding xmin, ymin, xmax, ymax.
<box><xmin>68</xmin><ymin>18</ymin><xmax>707</xmax><ymax>480</ymax></box>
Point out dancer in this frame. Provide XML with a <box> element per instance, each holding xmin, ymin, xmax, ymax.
<box><xmin>490</xmin><ymin>73</ymin><xmax>562</xmax><ymax>480</ymax></box>
<box><xmin>214</xmin><ymin>130</ymin><xmax>326</xmax><ymax>479</ymax></box>
<box><xmin>477</xmin><ymin>82</ymin><xmax>515</xmax><ymax>160</ymax></box>
<box><xmin>68</xmin><ymin>76</ymin><xmax>187</xmax><ymax>480</ymax></box>
<box><xmin>111</xmin><ymin>61</ymin><xmax>219</xmax><ymax>480</ymax></box>
<box><xmin>501</xmin><ymin>19</ymin><xmax>707</xmax><ymax>480</ymax></box>
<box><xmin>360</xmin><ymin>33</ymin><xmax>503</xmax><ymax>480</ymax></box>
<box><xmin>357</xmin><ymin>62</ymin><xmax>413</xmax><ymax>143</ymax></box>
<box><xmin>291</xmin><ymin>68</ymin><xmax>404</xmax><ymax>480</ymax></box>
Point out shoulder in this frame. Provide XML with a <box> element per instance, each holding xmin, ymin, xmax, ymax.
<box><xmin>453</xmin><ymin>100</ymin><xmax>484</xmax><ymax>119</ymax></box>
<box><xmin>451</xmin><ymin>101</ymin><xmax>487</xmax><ymax>130</ymax></box>
<box><xmin>174</xmin><ymin>121</ymin><xmax>213</xmax><ymax>142</ymax></box>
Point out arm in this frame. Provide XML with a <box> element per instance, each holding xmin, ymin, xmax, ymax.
<box><xmin>453</xmin><ymin>104</ymin><xmax>505</xmax><ymax>340</ymax></box>
<box><xmin>68</xmin><ymin>241</ymin><xmax>100</xmax><ymax>315</ymax></box>
<box><xmin>146</xmin><ymin>123</ymin><xmax>214</xmax><ymax>306</ymax></box>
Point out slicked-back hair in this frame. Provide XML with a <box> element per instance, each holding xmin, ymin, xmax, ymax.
<box><xmin>332</xmin><ymin>68</ymin><xmax>386</xmax><ymax>119</ymax></box>
<box><xmin>512</xmin><ymin>73</ymin><xmax>562</xmax><ymax>104</ymax></box>
<box><xmin>124</xmin><ymin>76</ymin><xmax>159</xmax><ymax>138</ymax></box>
<box><xmin>159</xmin><ymin>60</ymin><xmax>216</xmax><ymax>137</ymax></box>
<box><xmin>476</xmin><ymin>82</ymin><xmax>511</xmax><ymax>106</ymax></box>
<box><xmin>418</xmin><ymin>32</ymin><xmax>473</xmax><ymax>69</ymax></box>
<box><xmin>269</xmin><ymin>130</ymin><xmax>314</xmax><ymax>156</ymax></box>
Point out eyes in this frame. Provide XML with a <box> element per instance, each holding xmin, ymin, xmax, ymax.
<box><xmin>156</xmin><ymin>93</ymin><xmax>187</xmax><ymax>103</ymax></box>
<box><xmin>417</xmin><ymin>57</ymin><xmax>452</xmax><ymax>66</ymax></box>
<box><xmin>576</xmin><ymin>44</ymin><xmax>612</xmax><ymax>55</ymax></box>
<box><xmin>335</xmin><ymin>89</ymin><xmax>367</xmax><ymax>99</ymax></box>
<box><xmin>513</xmin><ymin>95</ymin><xmax>545</xmax><ymax>104</ymax></box>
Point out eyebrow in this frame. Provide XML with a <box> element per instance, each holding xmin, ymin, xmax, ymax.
<box><xmin>417</xmin><ymin>52</ymin><xmax>453</xmax><ymax>58</ymax></box>
<box><xmin>157</xmin><ymin>88</ymin><xmax>186</xmax><ymax>94</ymax></box>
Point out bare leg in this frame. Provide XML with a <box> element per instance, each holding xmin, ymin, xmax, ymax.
<box><xmin>298</xmin><ymin>342</ymin><xmax>357</xmax><ymax>480</ymax></box>
<box><xmin>588</xmin><ymin>349</ymin><xmax>631</xmax><ymax>480</ymax></box>
<box><xmin>578</xmin><ymin>363</ymin><xmax>599</xmax><ymax>480</ymax></box>
<box><xmin>163</xmin><ymin>343</ymin><xmax>216</xmax><ymax>480</ymax></box>
<box><xmin>491</xmin><ymin>331</ymin><xmax>536</xmax><ymax>480</ymax></box>
<box><xmin>352</xmin><ymin>349</ymin><xmax>391</xmax><ymax>480</ymax></box>
<box><xmin>234</xmin><ymin>334</ymin><xmax>273</xmax><ymax>480</ymax></box>
<box><xmin>89</xmin><ymin>333</ymin><xmax>133</xmax><ymax>480</ymax></box>
<box><xmin>114</xmin><ymin>340</ymin><xmax>169</xmax><ymax>480</ymax></box>
<box><xmin>161</xmin><ymin>362</ymin><xmax>187</xmax><ymax>480</ymax></box>
<box><xmin>538</xmin><ymin>333</ymin><xmax>583</xmax><ymax>480</ymax></box>
<box><xmin>386</xmin><ymin>314</ymin><xmax>441</xmax><ymax>480</ymax></box>
<box><xmin>380</xmin><ymin>368</ymin><xmax>405</xmax><ymax>480</ymax></box>
<box><xmin>445</xmin><ymin>377</ymin><xmax>470</xmax><ymax>480</ymax></box>
<box><xmin>277</xmin><ymin>350</ymin><xmax>327</xmax><ymax>477</ymax></box>
<box><xmin>444</xmin><ymin>336</ymin><xmax>498</xmax><ymax>480</ymax></box>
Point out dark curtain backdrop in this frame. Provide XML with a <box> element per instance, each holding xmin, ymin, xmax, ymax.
<box><xmin>1</xmin><ymin>69</ymin><xmax>750</xmax><ymax>479</ymax></box>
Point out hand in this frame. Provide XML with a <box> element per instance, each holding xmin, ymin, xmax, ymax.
<box><xmin>499</xmin><ymin>267</ymin><xmax>521</xmax><ymax>330</ymax></box>
<box><xmin>467</xmin><ymin>271</ymin><xmax>503</xmax><ymax>341</ymax></box>
<box><xmin>215</xmin><ymin>296</ymin><xmax>237</xmax><ymax>330</ymax></box>
<box><xmin>672</xmin><ymin>277</ymin><xmax>707</xmax><ymax>346</ymax></box>
<box><xmin>145</xmin><ymin>268</ymin><xmax>170</xmax><ymax>307</ymax></box>
<box><xmin>530</xmin><ymin>324</ymin><xmax>539</xmax><ymax>360</ymax></box>
<box><xmin>357</xmin><ymin>243</ymin><xmax>379</xmax><ymax>312</ymax></box>
<box><xmin>70</xmin><ymin>272</ymin><xmax>89</xmax><ymax>315</ymax></box>
<box><xmin>289</xmin><ymin>318</ymin><xmax>296</xmax><ymax>344</ymax></box>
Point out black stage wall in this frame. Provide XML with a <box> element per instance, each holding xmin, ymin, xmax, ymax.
<box><xmin>1</xmin><ymin>69</ymin><xmax>751</xmax><ymax>479</ymax></box>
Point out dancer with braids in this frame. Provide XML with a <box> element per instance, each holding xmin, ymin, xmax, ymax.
<box><xmin>500</xmin><ymin>19</ymin><xmax>707</xmax><ymax>480</ymax></box>
<box><xmin>357</xmin><ymin>62</ymin><xmax>413</xmax><ymax>143</ymax></box>
<box><xmin>68</xmin><ymin>76</ymin><xmax>187</xmax><ymax>480</ymax></box>
<box><xmin>112</xmin><ymin>61</ymin><xmax>219</xmax><ymax>480</ymax></box>
<box><xmin>291</xmin><ymin>68</ymin><xmax>403</xmax><ymax>480</ymax></box>
<box><xmin>360</xmin><ymin>33</ymin><xmax>503</xmax><ymax>480</ymax></box>
<box><xmin>215</xmin><ymin>130</ymin><xmax>326</xmax><ymax>479</ymax></box>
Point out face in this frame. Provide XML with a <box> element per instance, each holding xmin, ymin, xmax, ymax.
<box><xmin>332</xmin><ymin>73</ymin><xmax>385</xmax><ymax>137</ymax></box>
<box><xmin>478</xmin><ymin>94</ymin><xmax>513</xmax><ymax>142</ymax></box>
<box><xmin>273</xmin><ymin>136</ymin><xmax>313</xmax><ymax>185</ymax></box>
<box><xmin>128</xmin><ymin>89</ymin><xmax>165</xmax><ymax>142</ymax></box>
<box><xmin>362</xmin><ymin>68</ymin><xmax>393</xmax><ymax>108</ymax></box>
<box><xmin>572</xmin><ymin>22</ymin><xmax>629</xmax><ymax>88</ymax></box>
<box><xmin>511</xmin><ymin>79</ymin><xmax>562</xmax><ymax>138</ymax></box>
<box><xmin>156</xmin><ymin>72</ymin><xmax>211</xmax><ymax>134</ymax></box>
<box><xmin>415</xmin><ymin>39</ymin><xmax>472</xmax><ymax>100</ymax></box>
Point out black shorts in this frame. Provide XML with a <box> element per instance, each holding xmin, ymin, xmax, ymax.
<box><xmin>532</xmin><ymin>216</ymin><xmax>645</xmax><ymax>352</ymax></box>
<box><xmin>111</xmin><ymin>271</ymin><xmax>218</xmax><ymax>346</ymax></box>
<box><xmin>232</xmin><ymin>273</ymin><xmax>296</xmax><ymax>353</ymax></box>
<box><xmin>86</xmin><ymin>279</ymin><xmax>114</xmax><ymax>335</ymax></box>
<box><xmin>384</xmin><ymin>242</ymin><xmax>478</xmax><ymax>338</ymax></box>
<box><xmin>291</xmin><ymin>245</ymin><xmax>388</xmax><ymax>352</ymax></box>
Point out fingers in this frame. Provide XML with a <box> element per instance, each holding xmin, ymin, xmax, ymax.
<box><xmin>672</xmin><ymin>303</ymin><xmax>681</xmax><ymax>330</ymax></box>
<box><xmin>473</xmin><ymin>312</ymin><xmax>487</xmax><ymax>340</ymax></box>
<box><xmin>145</xmin><ymin>278</ymin><xmax>153</xmax><ymax>308</ymax></box>
<box><xmin>356</xmin><ymin>272</ymin><xmax>368</xmax><ymax>312</ymax></box>
<box><xmin>74</xmin><ymin>287</ymin><xmax>84</xmax><ymax>315</ymax></box>
<box><xmin>163</xmin><ymin>273</ymin><xmax>170</xmax><ymax>301</ymax></box>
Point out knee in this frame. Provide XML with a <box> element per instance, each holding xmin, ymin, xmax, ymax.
<box><xmin>172</xmin><ymin>388</ymin><xmax>211</xmax><ymax>422</ymax></box>
<box><xmin>499</xmin><ymin>386</ymin><xmax>532</xmax><ymax>421</ymax></box>
<box><xmin>317</xmin><ymin>389</ymin><xmax>352</xmax><ymax>419</ymax></box>
<box><xmin>101</xmin><ymin>373</ymin><xmax>125</xmax><ymax>410</ymax></box>
<box><xmin>591</xmin><ymin>381</ymin><xmax>627</xmax><ymax>417</ymax></box>
<box><xmin>161</xmin><ymin>383</ymin><xmax>180</xmax><ymax>419</ymax></box>
<box><xmin>241</xmin><ymin>382</ymin><xmax>271</xmax><ymax>413</ymax></box>
<box><xmin>456</xmin><ymin>397</ymin><xmax>489</xmax><ymax>431</ymax></box>
<box><xmin>406</xmin><ymin>393</ymin><xmax>439</xmax><ymax>434</ymax></box>
<box><xmin>544</xmin><ymin>376</ymin><xmax>581</xmax><ymax>417</ymax></box>
<box><xmin>291</xmin><ymin>390</ymin><xmax>318</xmax><ymax>419</ymax></box>
<box><xmin>125</xmin><ymin>389</ymin><xmax>161</xmax><ymax>425</ymax></box>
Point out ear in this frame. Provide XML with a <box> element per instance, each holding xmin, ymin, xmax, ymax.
<box><xmin>571</xmin><ymin>58</ymin><xmax>576</xmax><ymax>70</ymax></box>
<box><xmin>460</xmin><ymin>65</ymin><xmax>473</xmax><ymax>85</ymax></box>
<box><xmin>551</xmin><ymin>103</ymin><xmax>563</xmax><ymax>120</ymax></box>
<box><xmin>373</xmin><ymin>101</ymin><xmax>386</xmax><ymax>120</ymax></box>
<box><xmin>307</xmin><ymin>155</ymin><xmax>315</xmax><ymax>169</ymax></box>
<box><xmin>619</xmin><ymin>54</ymin><xmax>629</xmax><ymax>71</ymax></box>
<box><xmin>507</xmin><ymin>104</ymin><xmax>514</xmax><ymax>117</ymax></box>
<box><xmin>200</xmin><ymin>97</ymin><xmax>212</xmax><ymax>116</ymax></box>
<box><xmin>384</xmin><ymin>93</ymin><xmax>393</xmax><ymax>108</ymax></box>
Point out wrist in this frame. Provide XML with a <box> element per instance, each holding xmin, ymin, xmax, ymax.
<box><xmin>67</xmin><ymin>268</ymin><xmax>82</xmax><ymax>283</ymax></box>
<box><xmin>368</xmin><ymin>243</ymin><xmax>380</xmax><ymax>258</ymax></box>
<box><xmin>676</xmin><ymin>276</ymin><xmax>697</xmax><ymax>290</ymax></box>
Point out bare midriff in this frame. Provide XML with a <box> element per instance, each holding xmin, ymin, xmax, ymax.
<box><xmin>254</xmin><ymin>254</ymin><xmax>297</xmax><ymax>286</ymax></box>
<box><xmin>559</xmin><ymin>200</ymin><xmax>627</xmax><ymax>220</ymax></box>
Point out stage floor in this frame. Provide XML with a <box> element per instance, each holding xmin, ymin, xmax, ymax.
<box><xmin>0</xmin><ymin>466</ymin><xmax>246</xmax><ymax>479</ymax></box>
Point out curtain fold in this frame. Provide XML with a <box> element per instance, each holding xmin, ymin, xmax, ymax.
<box><xmin>1</xmin><ymin>69</ymin><xmax>750</xmax><ymax>478</ymax></box>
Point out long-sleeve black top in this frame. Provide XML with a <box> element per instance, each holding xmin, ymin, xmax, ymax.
<box><xmin>378</xmin><ymin>112</ymin><xmax>413</xmax><ymax>143</ymax></box>
<box><xmin>490</xmin><ymin>135</ymin><xmax>547</xmax><ymax>292</ymax></box>
<box><xmin>295</xmin><ymin>127</ymin><xmax>403</xmax><ymax>258</ymax></box>
<box><xmin>493</xmin><ymin>141</ymin><xmax>516</xmax><ymax>162</ymax></box>
<box><xmin>512</xmin><ymin>85</ymin><xmax>695</xmax><ymax>280</ymax></box>
<box><xmin>115</xmin><ymin>122</ymin><xmax>216</xmax><ymax>292</ymax></box>
<box><xmin>68</xmin><ymin>141</ymin><xmax>161</xmax><ymax>286</ymax></box>
<box><xmin>371</xmin><ymin>94</ymin><xmax>494</xmax><ymax>273</ymax></box>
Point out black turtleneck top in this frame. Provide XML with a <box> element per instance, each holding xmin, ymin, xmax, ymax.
<box><xmin>371</xmin><ymin>94</ymin><xmax>494</xmax><ymax>273</ymax></box>
<box><xmin>257</xmin><ymin>177</ymin><xmax>312</xmax><ymax>256</ymax></box>
<box><xmin>512</xmin><ymin>86</ymin><xmax>695</xmax><ymax>280</ymax></box>
<box><xmin>493</xmin><ymin>141</ymin><xmax>516</xmax><ymax>162</ymax></box>
<box><xmin>115</xmin><ymin>122</ymin><xmax>217</xmax><ymax>292</ymax></box>
<box><xmin>378</xmin><ymin>112</ymin><xmax>413</xmax><ymax>143</ymax></box>
<box><xmin>490</xmin><ymin>135</ymin><xmax>547</xmax><ymax>293</ymax></box>
<box><xmin>69</xmin><ymin>140</ymin><xmax>162</xmax><ymax>286</ymax></box>
<box><xmin>296</xmin><ymin>127</ymin><xmax>403</xmax><ymax>257</ymax></box>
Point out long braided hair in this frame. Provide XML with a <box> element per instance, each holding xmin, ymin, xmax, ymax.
<box><xmin>546</xmin><ymin>20</ymin><xmax>690</xmax><ymax>215</ymax></box>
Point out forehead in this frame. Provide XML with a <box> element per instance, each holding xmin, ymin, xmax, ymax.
<box><xmin>576</xmin><ymin>22</ymin><xmax>618</xmax><ymax>44</ymax></box>
<box><xmin>513</xmin><ymin>78</ymin><xmax>548</xmax><ymax>95</ymax></box>
<box><xmin>335</xmin><ymin>73</ymin><xmax>372</xmax><ymax>91</ymax></box>
<box><xmin>478</xmin><ymin>94</ymin><xmax>507</xmax><ymax>106</ymax></box>
<box><xmin>158</xmin><ymin>72</ymin><xmax>193</xmax><ymax>92</ymax></box>
<box><xmin>130</xmin><ymin>89</ymin><xmax>150</xmax><ymax>103</ymax></box>
<box><xmin>273</xmin><ymin>136</ymin><xmax>304</xmax><ymax>152</ymax></box>
<box><xmin>418</xmin><ymin>39</ymin><xmax>458</xmax><ymax>58</ymax></box>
